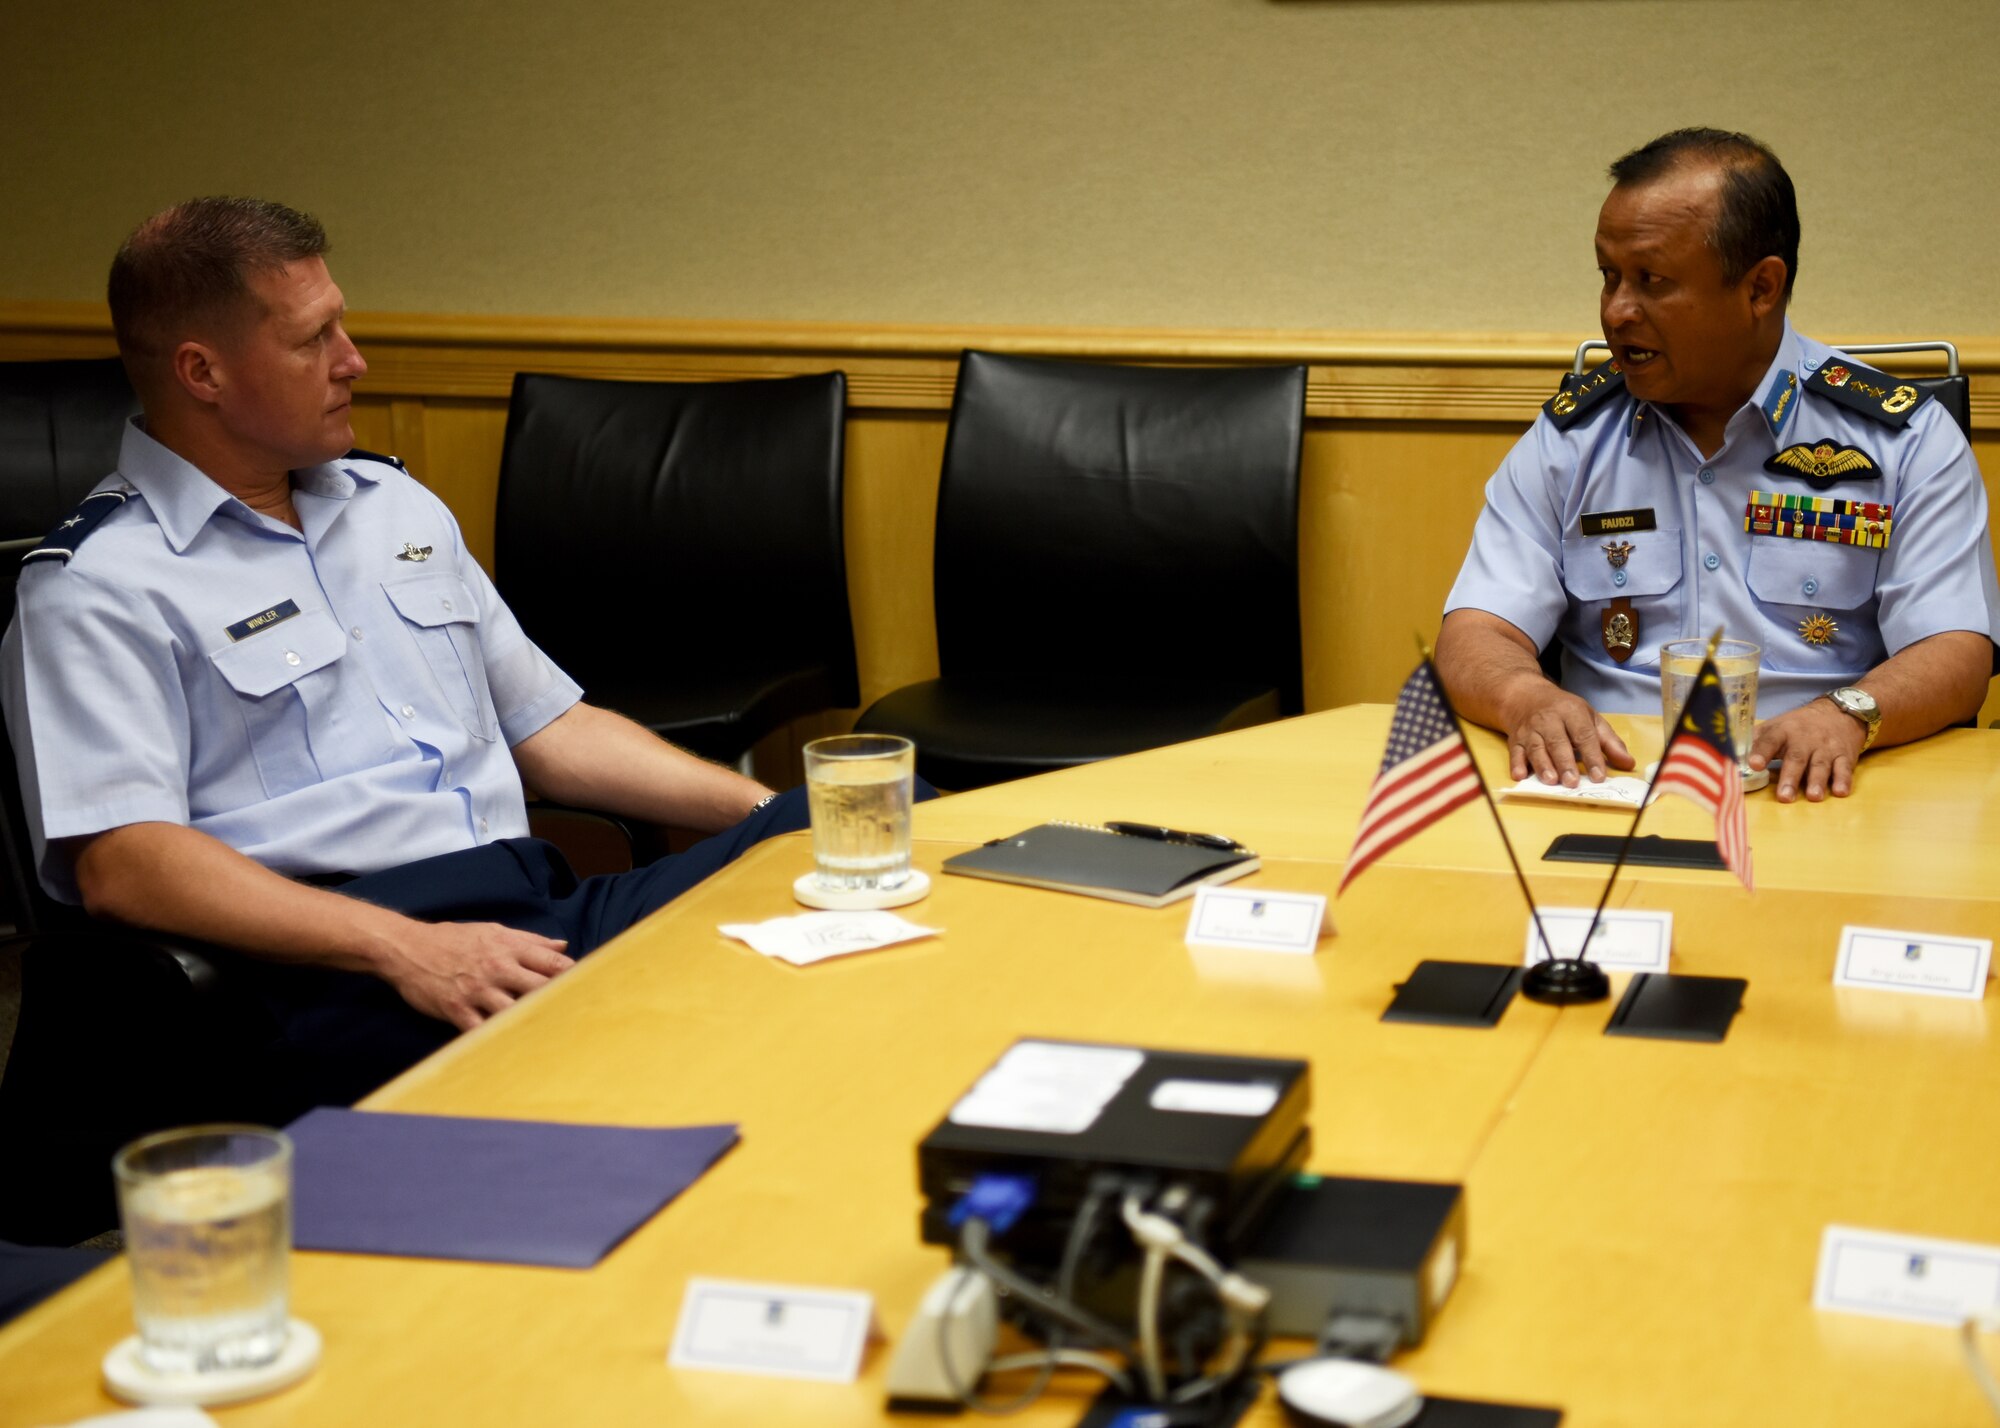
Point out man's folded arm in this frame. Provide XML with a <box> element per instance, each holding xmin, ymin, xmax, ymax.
<box><xmin>509</xmin><ymin>701</ymin><xmax>773</xmax><ymax>835</ymax></box>
<box><xmin>70</xmin><ymin>822</ymin><xmax>572</xmax><ymax>1031</ymax></box>
<box><xmin>1435</xmin><ymin>608</ymin><xmax>1634</xmax><ymax>786</ymax></box>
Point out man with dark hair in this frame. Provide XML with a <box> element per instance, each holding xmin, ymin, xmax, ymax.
<box><xmin>1437</xmin><ymin>129</ymin><xmax>1999</xmax><ymax>803</ymax></box>
<box><xmin>1</xmin><ymin>197</ymin><xmax>819</xmax><ymax>1109</ymax></box>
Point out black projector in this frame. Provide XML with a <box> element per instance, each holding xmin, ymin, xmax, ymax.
<box><xmin>917</xmin><ymin>1039</ymin><xmax>1311</xmax><ymax>1269</ymax></box>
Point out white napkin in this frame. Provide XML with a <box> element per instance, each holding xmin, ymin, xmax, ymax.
<box><xmin>719</xmin><ymin>911</ymin><xmax>941</xmax><ymax>966</ymax></box>
<box><xmin>1498</xmin><ymin>774</ymin><xmax>1649</xmax><ymax>808</ymax></box>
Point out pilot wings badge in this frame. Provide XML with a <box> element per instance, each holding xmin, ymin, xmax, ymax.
<box><xmin>395</xmin><ymin>543</ymin><xmax>434</xmax><ymax>562</ymax></box>
<box><xmin>1764</xmin><ymin>440</ymin><xmax>1880</xmax><ymax>491</ymax></box>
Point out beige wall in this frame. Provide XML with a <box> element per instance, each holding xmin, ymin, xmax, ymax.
<box><xmin>5</xmin><ymin>0</ymin><xmax>1999</xmax><ymax>337</ymax></box>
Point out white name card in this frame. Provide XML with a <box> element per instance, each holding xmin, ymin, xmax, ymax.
<box><xmin>1814</xmin><ymin>1226</ymin><xmax>2000</xmax><ymax>1326</ymax></box>
<box><xmin>1834</xmin><ymin>926</ymin><xmax>1991</xmax><ymax>1000</ymax></box>
<box><xmin>1184</xmin><ymin>886</ymin><xmax>1328</xmax><ymax>954</ymax></box>
<box><xmin>1523</xmin><ymin>907</ymin><xmax>1672</xmax><ymax>973</ymax></box>
<box><xmin>670</xmin><ymin>1277</ymin><xmax>879</xmax><ymax>1382</ymax></box>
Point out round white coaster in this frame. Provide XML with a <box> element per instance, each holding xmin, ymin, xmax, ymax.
<box><xmin>103</xmin><ymin>1318</ymin><xmax>321</xmax><ymax>1407</ymax></box>
<box><xmin>792</xmin><ymin>868</ymin><xmax>930</xmax><ymax>910</ymax></box>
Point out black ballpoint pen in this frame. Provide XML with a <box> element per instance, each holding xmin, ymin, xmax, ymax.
<box><xmin>1104</xmin><ymin>821</ymin><xmax>1247</xmax><ymax>852</ymax></box>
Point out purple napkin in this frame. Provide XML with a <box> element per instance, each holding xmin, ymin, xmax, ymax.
<box><xmin>288</xmin><ymin>1107</ymin><xmax>739</xmax><ymax>1268</ymax></box>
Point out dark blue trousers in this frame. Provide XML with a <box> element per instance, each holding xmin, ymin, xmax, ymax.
<box><xmin>232</xmin><ymin>787</ymin><xmax>821</xmax><ymax>1117</ymax></box>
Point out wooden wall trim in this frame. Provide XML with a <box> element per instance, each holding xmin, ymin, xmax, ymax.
<box><xmin>7</xmin><ymin>300</ymin><xmax>1999</xmax><ymax>428</ymax></box>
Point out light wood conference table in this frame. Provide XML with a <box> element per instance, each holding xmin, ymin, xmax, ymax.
<box><xmin>2</xmin><ymin>708</ymin><xmax>1997</xmax><ymax>1425</ymax></box>
<box><xmin>914</xmin><ymin>705</ymin><xmax>2000</xmax><ymax>902</ymax></box>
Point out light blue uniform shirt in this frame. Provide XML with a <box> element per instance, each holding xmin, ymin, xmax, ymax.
<box><xmin>1446</xmin><ymin>322</ymin><xmax>2000</xmax><ymax>715</ymax></box>
<box><xmin>2</xmin><ymin>420</ymin><xmax>582</xmax><ymax>901</ymax></box>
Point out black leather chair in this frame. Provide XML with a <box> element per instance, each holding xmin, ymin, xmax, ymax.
<box><xmin>0</xmin><ymin>357</ymin><xmax>140</xmax><ymax>545</ymax></box>
<box><xmin>0</xmin><ymin>572</ymin><xmax>269</xmax><ymax>1245</ymax></box>
<box><xmin>495</xmin><ymin>371</ymin><xmax>858</xmax><ymax>765</ymax></box>
<box><xmin>853</xmin><ymin>351</ymin><xmax>1306</xmax><ymax>790</ymax></box>
<box><xmin>0</xmin><ymin>358</ymin><xmax>267</xmax><ymax>1244</ymax></box>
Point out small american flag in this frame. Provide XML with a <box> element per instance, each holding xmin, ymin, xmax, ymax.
<box><xmin>1654</xmin><ymin>657</ymin><xmax>1753</xmax><ymax>889</ymax></box>
<box><xmin>1340</xmin><ymin>663</ymin><xmax>1482</xmax><ymax>893</ymax></box>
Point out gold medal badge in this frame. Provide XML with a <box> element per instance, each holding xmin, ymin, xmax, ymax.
<box><xmin>1798</xmin><ymin>613</ymin><xmax>1839</xmax><ymax>646</ymax></box>
<box><xmin>1602</xmin><ymin>597</ymin><xmax>1638</xmax><ymax>664</ymax></box>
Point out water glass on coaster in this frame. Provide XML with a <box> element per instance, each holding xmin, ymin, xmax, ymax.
<box><xmin>1658</xmin><ymin>638</ymin><xmax>1766</xmax><ymax>791</ymax></box>
<box><xmin>103</xmin><ymin>1124</ymin><xmax>322</xmax><ymax>1406</ymax></box>
<box><xmin>795</xmin><ymin>732</ymin><xmax>929</xmax><ymax>909</ymax></box>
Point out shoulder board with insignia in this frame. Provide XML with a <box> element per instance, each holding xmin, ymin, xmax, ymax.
<box><xmin>22</xmin><ymin>490</ymin><xmax>130</xmax><ymax>567</ymax></box>
<box><xmin>1543</xmin><ymin>361</ymin><xmax>1626</xmax><ymax>431</ymax></box>
<box><xmin>1803</xmin><ymin>359</ymin><xmax>1930</xmax><ymax>429</ymax></box>
<box><xmin>340</xmin><ymin>447</ymin><xmax>408</xmax><ymax>472</ymax></box>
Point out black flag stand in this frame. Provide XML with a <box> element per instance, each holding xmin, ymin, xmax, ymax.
<box><xmin>1427</xmin><ymin>642</ymin><xmax>1606</xmax><ymax>1006</ymax></box>
<box><xmin>1520</xmin><ymin>627</ymin><xmax>1728</xmax><ymax>1004</ymax></box>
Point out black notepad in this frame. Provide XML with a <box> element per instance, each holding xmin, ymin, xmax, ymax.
<box><xmin>941</xmin><ymin>823</ymin><xmax>1260</xmax><ymax>907</ymax></box>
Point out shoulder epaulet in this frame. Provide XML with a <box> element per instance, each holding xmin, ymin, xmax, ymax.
<box><xmin>1544</xmin><ymin>360</ymin><xmax>1626</xmax><ymax>430</ymax></box>
<box><xmin>22</xmin><ymin>489</ymin><xmax>130</xmax><ymax>568</ymax></box>
<box><xmin>1802</xmin><ymin>359</ymin><xmax>1929</xmax><ymax>429</ymax></box>
<box><xmin>340</xmin><ymin>447</ymin><xmax>408</xmax><ymax>472</ymax></box>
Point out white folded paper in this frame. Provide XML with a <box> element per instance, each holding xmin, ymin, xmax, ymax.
<box><xmin>1498</xmin><ymin>775</ymin><xmax>1649</xmax><ymax>808</ymax></box>
<box><xmin>719</xmin><ymin>911</ymin><xmax>940</xmax><ymax>966</ymax></box>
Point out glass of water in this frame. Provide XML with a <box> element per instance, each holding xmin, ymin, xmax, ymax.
<box><xmin>803</xmin><ymin>733</ymin><xmax>914</xmax><ymax>892</ymax></box>
<box><xmin>114</xmin><ymin>1125</ymin><xmax>292</xmax><ymax>1375</ymax></box>
<box><xmin>1658</xmin><ymin>638</ymin><xmax>1761</xmax><ymax>770</ymax></box>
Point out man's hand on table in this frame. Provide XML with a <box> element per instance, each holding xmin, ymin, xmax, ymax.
<box><xmin>375</xmin><ymin>919</ymin><xmax>576</xmax><ymax>1031</ymax></box>
<box><xmin>1747</xmin><ymin>698</ymin><xmax>1867</xmax><ymax>803</ymax></box>
<box><xmin>1503</xmin><ymin>683</ymin><xmax>1636</xmax><ymax>787</ymax></box>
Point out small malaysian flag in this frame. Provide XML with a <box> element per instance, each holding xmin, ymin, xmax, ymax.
<box><xmin>1654</xmin><ymin>658</ymin><xmax>1753</xmax><ymax>889</ymax></box>
<box><xmin>1340</xmin><ymin>663</ymin><xmax>1483</xmax><ymax>893</ymax></box>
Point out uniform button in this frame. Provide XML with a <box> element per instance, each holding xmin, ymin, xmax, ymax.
<box><xmin>1704</xmin><ymin>552</ymin><xmax>1720</xmax><ymax>570</ymax></box>
<box><xmin>444</xmin><ymin>770</ymin><xmax>454</xmax><ymax>785</ymax></box>
<box><xmin>284</xmin><ymin>650</ymin><xmax>300</xmax><ymax>666</ymax></box>
<box><xmin>1803</xmin><ymin>577</ymin><xmax>1819</xmax><ymax>596</ymax></box>
<box><xmin>479</xmin><ymin>818</ymin><xmax>490</xmax><ymax>834</ymax></box>
<box><xmin>441</xmin><ymin>600</ymin><xmax>454</xmax><ymax>613</ymax></box>
<box><xmin>1612</xmin><ymin>569</ymin><xmax>1627</xmax><ymax>587</ymax></box>
<box><xmin>351</xmin><ymin>626</ymin><xmax>364</xmax><ymax>640</ymax></box>
<box><xmin>1698</xmin><ymin>468</ymin><xmax>1715</xmax><ymax>485</ymax></box>
<box><xmin>400</xmin><ymin>704</ymin><xmax>415</xmax><ymax>719</ymax></box>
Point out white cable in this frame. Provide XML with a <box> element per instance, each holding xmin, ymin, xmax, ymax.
<box><xmin>1136</xmin><ymin>1239</ymin><xmax>1169</xmax><ymax>1403</ymax></box>
<box><xmin>987</xmin><ymin>1349</ymin><xmax>1134</xmax><ymax>1394</ymax></box>
<box><xmin>1964</xmin><ymin>1309</ymin><xmax>2000</xmax><ymax>1422</ymax></box>
<box><xmin>1122</xmin><ymin>1192</ymin><xmax>1175</xmax><ymax>1402</ymax></box>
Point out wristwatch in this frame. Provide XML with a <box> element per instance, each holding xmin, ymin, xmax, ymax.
<box><xmin>1824</xmin><ymin>687</ymin><xmax>1882</xmax><ymax>751</ymax></box>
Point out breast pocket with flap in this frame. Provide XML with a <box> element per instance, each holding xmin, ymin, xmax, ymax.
<box><xmin>208</xmin><ymin>609</ymin><xmax>352</xmax><ymax>798</ymax></box>
<box><xmin>382</xmin><ymin>572</ymin><xmax>497</xmax><ymax>740</ymax></box>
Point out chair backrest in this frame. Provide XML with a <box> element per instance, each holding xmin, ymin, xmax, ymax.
<box><xmin>0</xmin><ymin>359</ymin><xmax>138</xmax><ymax>932</ymax></box>
<box><xmin>0</xmin><ymin>358</ymin><xmax>139</xmax><ymax>541</ymax></box>
<box><xmin>933</xmin><ymin>350</ymin><xmax>1305</xmax><ymax>709</ymax></box>
<box><xmin>0</xmin><ymin>564</ymin><xmax>72</xmax><ymax>937</ymax></box>
<box><xmin>494</xmin><ymin>370</ymin><xmax>858</xmax><ymax>707</ymax></box>
<box><xmin>1569</xmin><ymin>338</ymin><xmax>1972</xmax><ymax>439</ymax></box>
